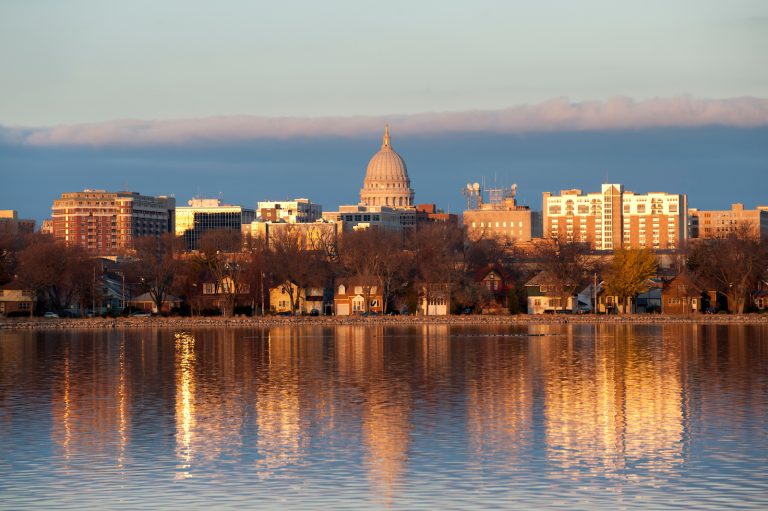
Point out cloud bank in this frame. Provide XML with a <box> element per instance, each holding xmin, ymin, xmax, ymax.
<box><xmin>3</xmin><ymin>96</ymin><xmax>767</xmax><ymax>147</ymax></box>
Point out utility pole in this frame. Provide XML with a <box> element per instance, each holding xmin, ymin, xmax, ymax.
<box><xmin>260</xmin><ymin>272</ymin><xmax>265</xmax><ymax>317</ymax></box>
<box><xmin>92</xmin><ymin>265</ymin><xmax>96</xmax><ymax>317</ymax></box>
<box><xmin>594</xmin><ymin>272</ymin><xmax>598</xmax><ymax>315</ymax></box>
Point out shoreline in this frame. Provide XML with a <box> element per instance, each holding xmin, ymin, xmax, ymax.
<box><xmin>1</xmin><ymin>314</ymin><xmax>767</xmax><ymax>330</ymax></box>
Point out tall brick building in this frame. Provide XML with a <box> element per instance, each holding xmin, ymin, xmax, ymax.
<box><xmin>543</xmin><ymin>184</ymin><xmax>687</xmax><ymax>251</ymax></box>
<box><xmin>51</xmin><ymin>189</ymin><xmax>175</xmax><ymax>255</ymax></box>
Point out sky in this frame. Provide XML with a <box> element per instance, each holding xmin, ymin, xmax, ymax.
<box><xmin>1</xmin><ymin>0</ymin><xmax>766</xmax><ymax>223</ymax></box>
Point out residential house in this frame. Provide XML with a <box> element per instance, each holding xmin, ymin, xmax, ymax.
<box><xmin>200</xmin><ymin>276</ymin><xmax>252</xmax><ymax>314</ymax></box>
<box><xmin>269</xmin><ymin>281</ymin><xmax>331</xmax><ymax>314</ymax></box>
<box><xmin>476</xmin><ymin>266</ymin><xmax>513</xmax><ymax>314</ymax></box>
<box><xmin>525</xmin><ymin>271</ymin><xmax>590</xmax><ymax>314</ymax></box>
<box><xmin>129</xmin><ymin>292</ymin><xmax>181</xmax><ymax>313</ymax></box>
<box><xmin>0</xmin><ymin>280</ymin><xmax>35</xmax><ymax>316</ymax></box>
<box><xmin>334</xmin><ymin>279</ymin><xmax>384</xmax><ymax>315</ymax></box>
<box><xmin>662</xmin><ymin>272</ymin><xmax>703</xmax><ymax>315</ymax></box>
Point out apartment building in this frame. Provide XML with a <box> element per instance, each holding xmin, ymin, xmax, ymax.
<box><xmin>51</xmin><ymin>189</ymin><xmax>175</xmax><ymax>255</ymax></box>
<box><xmin>542</xmin><ymin>184</ymin><xmax>686</xmax><ymax>250</ymax></box>
<box><xmin>257</xmin><ymin>198</ymin><xmax>322</xmax><ymax>224</ymax></box>
<box><xmin>689</xmin><ymin>203</ymin><xmax>768</xmax><ymax>241</ymax></box>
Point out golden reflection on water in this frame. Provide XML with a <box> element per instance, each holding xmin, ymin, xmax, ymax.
<box><xmin>13</xmin><ymin>323</ymin><xmax>762</xmax><ymax>506</ymax></box>
<box><xmin>541</xmin><ymin>325</ymin><xmax>683</xmax><ymax>478</ymax></box>
<box><xmin>50</xmin><ymin>333</ymin><xmax>132</xmax><ymax>470</ymax></box>
<box><xmin>175</xmin><ymin>332</ymin><xmax>196</xmax><ymax>479</ymax></box>
<box><xmin>255</xmin><ymin>328</ymin><xmax>306</xmax><ymax>475</ymax></box>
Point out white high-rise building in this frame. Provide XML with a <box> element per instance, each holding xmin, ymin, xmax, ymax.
<box><xmin>542</xmin><ymin>184</ymin><xmax>687</xmax><ymax>250</ymax></box>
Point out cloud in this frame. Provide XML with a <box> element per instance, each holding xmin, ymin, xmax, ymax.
<box><xmin>2</xmin><ymin>96</ymin><xmax>767</xmax><ymax>147</ymax></box>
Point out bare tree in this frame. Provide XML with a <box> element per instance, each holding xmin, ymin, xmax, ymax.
<box><xmin>132</xmin><ymin>233</ymin><xmax>183</xmax><ymax>314</ymax></box>
<box><xmin>689</xmin><ymin>223</ymin><xmax>768</xmax><ymax>313</ymax></box>
<box><xmin>196</xmin><ymin>230</ymin><xmax>250</xmax><ymax>317</ymax></box>
<box><xmin>265</xmin><ymin>225</ymin><xmax>327</xmax><ymax>315</ymax></box>
<box><xmin>18</xmin><ymin>238</ymin><xmax>93</xmax><ymax>316</ymax></box>
<box><xmin>534</xmin><ymin>236</ymin><xmax>591</xmax><ymax>311</ymax></box>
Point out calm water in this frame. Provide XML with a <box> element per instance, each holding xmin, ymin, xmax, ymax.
<box><xmin>1</xmin><ymin>324</ymin><xmax>767</xmax><ymax>510</ymax></box>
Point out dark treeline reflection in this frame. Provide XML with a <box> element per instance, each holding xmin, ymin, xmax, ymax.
<box><xmin>0</xmin><ymin>325</ymin><xmax>766</xmax><ymax>508</ymax></box>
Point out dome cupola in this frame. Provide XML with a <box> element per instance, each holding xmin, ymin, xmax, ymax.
<box><xmin>360</xmin><ymin>126</ymin><xmax>414</xmax><ymax>208</ymax></box>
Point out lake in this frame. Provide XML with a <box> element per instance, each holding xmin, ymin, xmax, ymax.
<box><xmin>1</xmin><ymin>324</ymin><xmax>767</xmax><ymax>509</ymax></box>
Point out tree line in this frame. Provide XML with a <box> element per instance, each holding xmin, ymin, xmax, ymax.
<box><xmin>1</xmin><ymin>222</ymin><xmax>765</xmax><ymax>316</ymax></box>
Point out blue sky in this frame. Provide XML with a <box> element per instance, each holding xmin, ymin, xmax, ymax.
<box><xmin>1</xmin><ymin>0</ymin><xmax>766</xmax><ymax>222</ymax></box>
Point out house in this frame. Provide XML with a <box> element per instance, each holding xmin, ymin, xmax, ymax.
<box><xmin>525</xmin><ymin>271</ymin><xmax>589</xmax><ymax>314</ymax></box>
<box><xmin>596</xmin><ymin>278</ymin><xmax>663</xmax><ymax>314</ymax></box>
<box><xmin>419</xmin><ymin>283</ymin><xmax>450</xmax><ymax>316</ymax></box>
<box><xmin>269</xmin><ymin>281</ymin><xmax>331</xmax><ymax>314</ymax></box>
<box><xmin>0</xmin><ymin>280</ymin><xmax>35</xmax><ymax>316</ymax></box>
<box><xmin>270</xmin><ymin>281</ymin><xmax>304</xmax><ymax>314</ymax></box>
<box><xmin>476</xmin><ymin>266</ymin><xmax>513</xmax><ymax>314</ymax></box>
<box><xmin>751</xmin><ymin>280</ymin><xmax>768</xmax><ymax>312</ymax></box>
<box><xmin>662</xmin><ymin>272</ymin><xmax>704</xmax><ymax>315</ymax></box>
<box><xmin>129</xmin><ymin>292</ymin><xmax>181</xmax><ymax>313</ymax></box>
<box><xmin>200</xmin><ymin>275</ymin><xmax>252</xmax><ymax>313</ymax></box>
<box><xmin>334</xmin><ymin>279</ymin><xmax>384</xmax><ymax>315</ymax></box>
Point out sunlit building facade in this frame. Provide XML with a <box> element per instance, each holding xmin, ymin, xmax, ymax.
<box><xmin>51</xmin><ymin>189</ymin><xmax>176</xmax><ymax>255</ymax></box>
<box><xmin>0</xmin><ymin>210</ymin><xmax>35</xmax><ymax>236</ymax></box>
<box><xmin>543</xmin><ymin>183</ymin><xmax>687</xmax><ymax>250</ymax></box>
<box><xmin>257</xmin><ymin>198</ymin><xmax>322</xmax><ymax>224</ymax></box>
<box><xmin>176</xmin><ymin>198</ymin><xmax>255</xmax><ymax>250</ymax></box>
<box><xmin>688</xmin><ymin>203</ymin><xmax>768</xmax><ymax>241</ymax></box>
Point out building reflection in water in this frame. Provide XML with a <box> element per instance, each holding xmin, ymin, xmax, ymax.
<box><xmin>51</xmin><ymin>332</ymin><xmax>131</xmax><ymax>470</ymax></box>
<box><xmin>464</xmin><ymin>327</ymin><xmax>532</xmax><ymax>466</ymax></box>
<box><xmin>174</xmin><ymin>329</ymin><xmax>249</xmax><ymax>479</ymax></box>
<box><xmin>336</xmin><ymin>326</ymin><xmax>413</xmax><ymax>507</ymax></box>
<box><xmin>175</xmin><ymin>332</ymin><xmax>196</xmax><ymax>478</ymax></box>
<box><xmin>254</xmin><ymin>327</ymin><xmax>307</xmax><ymax>476</ymax></box>
<box><xmin>539</xmin><ymin>324</ymin><xmax>684</xmax><ymax>479</ymax></box>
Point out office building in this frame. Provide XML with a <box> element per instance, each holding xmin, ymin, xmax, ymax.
<box><xmin>689</xmin><ymin>203</ymin><xmax>768</xmax><ymax>241</ymax></box>
<box><xmin>176</xmin><ymin>198</ymin><xmax>256</xmax><ymax>250</ymax></box>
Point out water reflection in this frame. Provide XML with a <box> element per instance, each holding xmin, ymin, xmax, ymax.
<box><xmin>0</xmin><ymin>324</ymin><xmax>766</xmax><ymax>509</ymax></box>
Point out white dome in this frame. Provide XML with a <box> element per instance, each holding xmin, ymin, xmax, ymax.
<box><xmin>360</xmin><ymin>126</ymin><xmax>414</xmax><ymax>208</ymax></box>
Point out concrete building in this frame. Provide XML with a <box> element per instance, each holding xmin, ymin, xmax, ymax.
<box><xmin>246</xmin><ymin>220</ymin><xmax>338</xmax><ymax>249</ymax></box>
<box><xmin>176</xmin><ymin>198</ymin><xmax>256</xmax><ymax>250</ymax></box>
<box><xmin>51</xmin><ymin>189</ymin><xmax>175</xmax><ymax>255</ymax></box>
<box><xmin>0</xmin><ymin>210</ymin><xmax>35</xmax><ymax>236</ymax></box>
<box><xmin>322</xmin><ymin>204</ymin><xmax>405</xmax><ymax>233</ymax></box>
<box><xmin>415</xmin><ymin>204</ymin><xmax>459</xmax><ymax>226</ymax></box>
<box><xmin>688</xmin><ymin>203</ymin><xmax>768</xmax><ymax>241</ymax></box>
<box><xmin>542</xmin><ymin>184</ymin><xmax>686</xmax><ymax>251</ymax></box>
<box><xmin>463</xmin><ymin>185</ymin><xmax>540</xmax><ymax>242</ymax></box>
<box><xmin>257</xmin><ymin>198</ymin><xmax>322</xmax><ymax>224</ymax></box>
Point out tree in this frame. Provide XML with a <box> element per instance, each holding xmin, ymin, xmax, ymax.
<box><xmin>265</xmin><ymin>225</ymin><xmax>328</xmax><ymax>315</ymax></box>
<box><xmin>132</xmin><ymin>233</ymin><xmax>183</xmax><ymax>315</ymax></box>
<box><xmin>196</xmin><ymin>230</ymin><xmax>250</xmax><ymax>317</ymax></box>
<box><xmin>18</xmin><ymin>237</ymin><xmax>93</xmax><ymax>316</ymax></box>
<box><xmin>689</xmin><ymin>223</ymin><xmax>768</xmax><ymax>314</ymax></box>
<box><xmin>534</xmin><ymin>236</ymin><xmax>591</xmax><ymax>311</ymax></box>
<box><xmin>603</xmin><ymin>248</ymin><xmax>657</xmax><ymax>314</ymax></box>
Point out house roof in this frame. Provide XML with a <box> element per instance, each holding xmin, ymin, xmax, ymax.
<box><xmin>662</xmin><ymin>272</ymin><xmax>703</xmax><ymax>294</ymax></box>
<box><xmin>130</xmin><ymin>292</ymin><xmax>181</xmax><ymax>303</ymax></box>
<box><xmin>474</xmin><ymin>265</ymin><xmax>511</xmax><ymax>283</ymax></box>
<box><xmin>0</xmin><ymin>279</ymin><xmax>28</xmax><ymax>291</ymax></box>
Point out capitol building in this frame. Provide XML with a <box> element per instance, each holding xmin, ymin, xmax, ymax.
<box><xmin>323</xmin><ymin>126</ymin><xmax>419</xmax><ymax>232</ymax></box>
<box><xmin>359</xmin><ymin>126</ymin><xmax>414</xmax><ymax>209</ymax></box>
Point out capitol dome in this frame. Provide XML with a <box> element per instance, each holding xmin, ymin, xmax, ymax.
<box><xmin>360</xmin><ymin>126</ymin><xmax>415</xmax><ymax>208</ymax></box>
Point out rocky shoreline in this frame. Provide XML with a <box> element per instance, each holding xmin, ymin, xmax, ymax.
<box><xmin>1</xmin><ymin>314</ymin><xmax>767</xmax><ymax>330</ymax></box>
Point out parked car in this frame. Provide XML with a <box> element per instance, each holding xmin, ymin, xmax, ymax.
<box><xmin>309</xmin><ymin>309</ymin><xmax>320</xmax><ymax>316</ymax></box>
<box><xmin>43</xmin><ymin>312</ymin><xmax>59</xmax><ymax>318</ymax></box>
<box><xmin>130</xmin><ymin>311</ymin><xmax>151</xmax><ymax>317</ymax></box>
